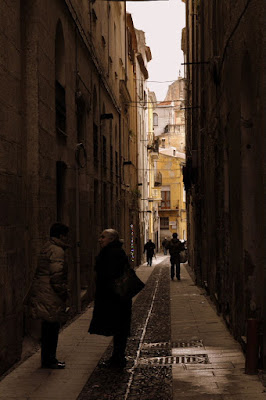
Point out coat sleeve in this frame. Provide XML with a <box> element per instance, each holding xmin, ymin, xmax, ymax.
<box><xmin>49</xmin><ymin>245</ymin><xmax>68</xmax><ymax>301</ymax></box>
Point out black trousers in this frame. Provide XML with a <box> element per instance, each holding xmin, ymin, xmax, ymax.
<box><xmin>113</xmin><ymin>332</ymin><xmax>128</xmax><ymax>360</ymax></box>
<box><xmin>146</xmin><ymin>254</ymin><xmax>153</xmax><ymax>266</ymax></box>
<box><xmin>171</xmin><ymin>260</ymin><xmax>180</xmax><ymax>279</ymax></box>
<box><xmin>41</xmin><ymin>320</ymin><xmax>60</xmax><ymax>364</ymax></box>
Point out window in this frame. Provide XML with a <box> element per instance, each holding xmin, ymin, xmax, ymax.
<box><xmin>55</xmin><ymin>21</ymin><xmax>66</xmax><ymax>137</ymax></box>
<box><xmin>160</xmin><ymin>217</ymin><xmax>169</xmax><ymax>229</ymax></box>
<box><xmin>76</xmin><ymin>94</ymin><xmax>85</xmax><ymax>142</ymax></box>
<box><xmin>94</xmin><ymin>179</ymin><xmax>99</xmax><ymax>224</ymax></box>
<box><xmin>139</xmin><ymin>82</ymin><xmax>143</xmax><ymax>100</ymax></box>
<box><xmin>55</xmin><ymin>81</ymin><xmax>66</xmax><ymax>135</ymax></box>
<box><xmin>173</xmin><ymin>149</ymin><xmax>176</xmax><ymax>156</ymax></box>
<box><xmin>56</xmin><ymin>161</ymin><xmax>67</xmax><ymax>221</ymax></box>
<box><xmin>162</xmin><ymin>138</ymin><xmax>165</xmax><ymax>148</ymax></box>
<box><xmin>153</xmin><ymin>113</ymin><xmax>158</xmax><ymax>126</ymax></box>
<box><xmin>93</xmin><ymin>123</ymin><xmax>98</xmax><ymax>166</ymax></box>
<box><xmin>103</xmin><ymin>183</ymin><xmax>108</xmax><ymax>227</ymax></box>
<box><xmin>102</xmin><ymin>135</ymin><xmax>107</xmax><ymax>171</ymax></box>
<box><xmin>161</xmin><ymin>190</ymin><xmax>170</xmax><ymax>209</ymax></box>
<box><xmin>110</xmin><ymin>145</ymin><xmax>113</xmax><ymax>175</ymax></box>
<box><xmin>115</xmin><ymin>151</ymin><xmax>118</xmax><ymax>176</ymax></box>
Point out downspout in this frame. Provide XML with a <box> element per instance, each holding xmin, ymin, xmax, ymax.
<box><xmin>75</xmin><ymin>28</ymin><xmax>81</xmax><ymax>313</ymax></box>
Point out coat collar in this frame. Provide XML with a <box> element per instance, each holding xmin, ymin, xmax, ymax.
<box><xmin>50</xmin><ymin>237</ymin><xmax>70</xmax><ymax>249</ymax></box>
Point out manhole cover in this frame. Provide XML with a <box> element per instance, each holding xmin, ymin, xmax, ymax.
<box><xmin>138</xmin><ymin>354</ymin><xmax>209</xmax><ymax>365</ymax></box>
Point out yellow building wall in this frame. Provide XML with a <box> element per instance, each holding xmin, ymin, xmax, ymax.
<box><xmin>157</xmin><ymin>154</ymin><xmax>187</xmax><ymax>241</ymax></box>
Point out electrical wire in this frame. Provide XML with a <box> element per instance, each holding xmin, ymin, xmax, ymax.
<box><xmin>125</xmin><ymin>99</ymin><xmax>184</xmax><ymax>103</ymax></box>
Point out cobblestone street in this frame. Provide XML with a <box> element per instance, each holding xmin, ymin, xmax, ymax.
<box><xmin>78</xmin><ymin>263</ymin><xmax>172</xmax><ymax>400</ymax></box>
<box><xmin>0</xmin><ymin>255</ymin><xmax>265</xmax><ymax>399</ymax></box>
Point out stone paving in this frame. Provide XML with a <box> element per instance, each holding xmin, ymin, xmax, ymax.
<box><xmin>77</xmin><ymin>262</ymin><xmax>172</xmax><ymax>400</ymax></box>
<box><xmin>0</xmin><ymin>255</ymin><xmax>265</xmax><ymax>400</ymax></box>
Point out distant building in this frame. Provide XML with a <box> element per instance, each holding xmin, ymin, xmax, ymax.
<box><xmin>135</xmin><ymin>29</ymin><xmax>152</xmax><ymax>255</ymax></box>
<box><xmin>147</xmin><ymin>90</ymin><xmax>161</xmax><ymax>250</ymax></box>
<box><xmin>153</xmin><ymin>78</ymin><xmax>187</xmax><ymax>245</ymax></box>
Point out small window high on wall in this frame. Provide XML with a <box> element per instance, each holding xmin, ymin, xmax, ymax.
<box><xmin>153</xmin><ymin>113</ymin><xmax>158</xmax><ymax>126</ymax></box>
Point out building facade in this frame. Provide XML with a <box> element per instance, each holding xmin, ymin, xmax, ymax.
<box><xmin>153</xmin><ymin>78</ymin><xmax>187</xmax><ymax>246</ymax></box>
<box><xmin>134</xmin><ymin>29</ymin><xmax>152</xmax><ymax>255</ymax></box>
<box><xmin>0</xmin><ymin>0</ymin><xmax>144</xmax><ymax>374</ymax></box>
<box><xmin>147</xmin><ymin>90</ymin><xmax>161</xmax><ymax>249</ymax></box>
<box><xmin>182</xmin><ymin>0</ymin><xmax>265</xmax><ymax>371</ymax></box>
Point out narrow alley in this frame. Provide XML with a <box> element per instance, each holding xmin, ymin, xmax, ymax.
<box><xmin>0</xmin><ymin>255</ymin><xmax>264</xmax><ymax>400</ymax></box>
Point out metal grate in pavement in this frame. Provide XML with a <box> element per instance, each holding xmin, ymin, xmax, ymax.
<box><xmin>141</xmin><ymin>340</ymin><xmax>203</xmax><ymax>349</ymax></box>
<box><xmin>138</xmin><ymin>354</ymin><xmax>209</xmax><ymax>365</ymax></box>
<box><xmin>172</xmin><ymin>340</ymin><xmax>203</xmax><ymax>348</ymax></box>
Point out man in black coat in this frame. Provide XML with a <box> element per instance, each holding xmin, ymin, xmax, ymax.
<box><xmin>89</xmin><ymin>229</ymin><xmax>132</xmax><ymax>368</ymax></box>
<box><xmin>167</xmin><ymin>233</ymin><xmax>185</xmax><ymax>280</ymax></box>
<box><xmin>144</xmin><ymin>239</ymin><xmax>156</xmax><ymax>266</ymax></box>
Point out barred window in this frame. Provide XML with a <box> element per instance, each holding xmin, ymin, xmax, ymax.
<box><xmin>160</xmin><ymin>217</ymin><xmax>169</xmax><ymax>229</ymax></box>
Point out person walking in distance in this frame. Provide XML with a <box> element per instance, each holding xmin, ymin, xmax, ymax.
<box><xmin>168</xmin><ymin>233</ymin><xmax>185</xmax><ymax>281</ymax></box>
<box><xmin>27</xmin><ymin>223</ymin><xmax>70</xmax><ymax>369</ymax></box>
<box><xmin>89</xmin><ymin>229</ymin><xmax>132</xmax><ymax>368</ymax></box>
<box><xmin>144</xmin><ymin>239</ymin><xmax>156</xmax><ymax>266</ymax></box>
<box><xmin>162</xmin><ymin>237</ymin><xmax>168</xmax><ymax>255</ymax></box>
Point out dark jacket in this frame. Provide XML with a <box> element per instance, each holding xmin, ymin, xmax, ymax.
<box><xmin>168</xmin><ymin>238</ymin><xmax>185</xmax><ymax>263</ymax></box>
<box><xmin>89</xmin><ymin>240</ymin><xmax>132</xmax><ymax>337</ymax></box>
<box><xmin>144</xmin><ymin>241</ymin><xmax>155</xmax><ymax>256</ymax></box>
<box><xmin>27</xmin><ymin>237</ymin><xmax>69</xmax><ymax>323</ymax></box>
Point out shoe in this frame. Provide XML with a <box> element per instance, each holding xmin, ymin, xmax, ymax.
<box><xmin>42</xmin><ymin>360</ymin><xmax>66</xmax><ymax>369</ymax></box>
<box><xmin>171</xmin><ymin>277</ymin><xmax>174</xmax><ymax>281</ymax></box>
<box><xmin>177</xmin><ymin>277</ymin><xmax>180</xmax><ymax>281</ymax></box>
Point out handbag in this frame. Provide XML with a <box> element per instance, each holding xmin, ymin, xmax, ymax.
<box><xmin>179</xmin><ymin>250</ymin><xmax>188</xmax><ymax>263</ymax></box>
<box><xmin>112</xmin><ymin>267</ymin><xmax>145</xmax><ymax>300</ymax></box>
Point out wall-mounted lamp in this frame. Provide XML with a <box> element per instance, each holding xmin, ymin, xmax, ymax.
<box><xmin>123</xmin><ymin>161</ymin><xmax>132</xmax><ymax>166</ymax></box>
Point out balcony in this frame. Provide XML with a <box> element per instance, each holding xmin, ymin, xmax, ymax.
<box><xmin>147</xmin><ymin>138</ymin><xmax>159</xmax><ymax>153</ymax></box>
<box><xmin>154</xmin><ymin>171</ymin><xmax>162</xmax><ymax>187</ymax></box>
<box><xmin>158</xmin><ymin>201</ymin><xmax>179</xmax><ymax>215</ymax></box>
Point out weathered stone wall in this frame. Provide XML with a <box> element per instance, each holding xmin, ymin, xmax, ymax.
<box><xmin>0</xmin><ymin>0</ymin><xmax>24</xmax><ymax>373</ymax></box>
<box><xmin>184</xmin><ymin>0</ymin><xmax>265</xmax><ymax>368</ymax></box>
<box><xmin>0</xmin><ymin>0</ymin><xmax>140</xmax><ymax>374</ymax></box>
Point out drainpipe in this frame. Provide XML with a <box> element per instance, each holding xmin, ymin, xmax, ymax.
<box><xmin>74</xmin><ymin>28</ymin><xmax>81</xmax><ymax>314</ymax></box>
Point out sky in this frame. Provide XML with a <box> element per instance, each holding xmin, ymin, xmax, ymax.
<box><xmin>126</xmin><ymin>0</ymin><xmax>186</xmax><ymax>101</ymax></box>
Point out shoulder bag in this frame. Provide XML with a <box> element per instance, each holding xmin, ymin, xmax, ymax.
<box><xmin>112</xmin><ymin>266</ymin><xmax>145</xmax><ymax>300</ymax></box>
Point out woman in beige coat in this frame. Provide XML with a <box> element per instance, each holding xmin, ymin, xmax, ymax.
<box><xmin>28</xmin><ymin>223</ymin><xmax>69</xmax><ymax>369</ymax></box>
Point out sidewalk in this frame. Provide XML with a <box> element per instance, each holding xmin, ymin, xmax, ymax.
<box><xmin>0</xmin><ymin>256</ymin><xmax>162</xmax><ymax>400</ymax></box>
<box><xmin>0</xmin><ymin>255</ymin><xmax>264</xmax><ymax>399</ymax></box>
<box><xmin>170</xmin><ymin>263</ymin><xmax>265</xmax><ymax>399</ymax></box>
